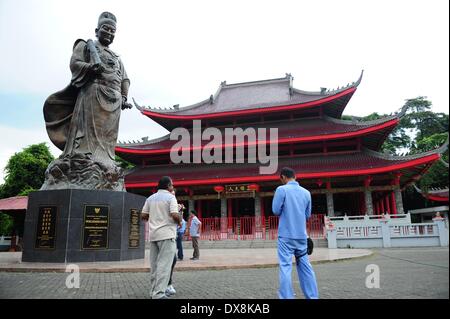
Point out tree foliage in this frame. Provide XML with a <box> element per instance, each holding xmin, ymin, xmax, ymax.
<box><xmin>0</xmin><ymin>213</ymin><xmax>14</xmax><ymax>236</ymax></box>
<box><xmin>115</xmin><ymin>155</ymin><xmax>135</xmax><ymax>170</ymax></box>
<box><xmin>352</xmin><ymin>97</ymin><xmax>448</xmax><ymax>190</ymax></box>
<box><xmin>0</xmin><ymin>143</ymin><xmax>55</xmax><ymax>199</ymax></box>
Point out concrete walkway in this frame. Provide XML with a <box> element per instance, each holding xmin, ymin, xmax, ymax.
<box><xmin>0</xmin><ymin>248</ymin><xmax>372</xmax><ymax>272</ymax></box>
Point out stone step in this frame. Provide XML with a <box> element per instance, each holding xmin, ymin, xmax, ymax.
<box><xmin>145</xmin><ymin>238</ymin><xmax>328</xmax><ymax>249</ymax></box>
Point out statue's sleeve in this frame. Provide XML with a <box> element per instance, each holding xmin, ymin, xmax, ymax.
<box><xmin>120</xmin><ymin>59</ymin><xmax>130</xmax><ymax>98</ymax></box>
<box><xmin>70</xmin><ymin>40</ymin><xmax>91</xmax><ymax>88</ymax></box>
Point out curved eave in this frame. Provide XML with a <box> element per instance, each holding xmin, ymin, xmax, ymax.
<box><xmin>141</xmin><ymin>87</ymin><xmax>356</xmax><ymax>122</ymax></box>
<box><xmin>424</xmin><ymin>194</ymin><xmax>449</xmax><ymax>202</ymax></box>
<box><xmin>124</xmin><ymin>153</ymin><xmax>439</xmax><ymax>189</ymax></box>
<box><xmin>115</xmin><ymin>118</ymin><xmax>399</xmax><ymax>161</ymax></box>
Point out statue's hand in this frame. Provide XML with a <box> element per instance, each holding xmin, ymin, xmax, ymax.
<box><xmin>90</xmin><ymin>63</ymin><xmax>105</xmax><ymax>76</ymax></box>
<box><xmin>121</xmin><ymin>96</ymin><xmax>133</xmax><ymax>110</ymax></box>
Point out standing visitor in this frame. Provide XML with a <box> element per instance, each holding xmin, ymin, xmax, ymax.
<box><xmin>188</xmin><ymin>210</ymin><xmax>202</xmax><ymax>260</ymax></box>
<box><xmin>141</xmin><ymin>176</ymin><xmax>181</xmax><ymax>299</ymax></box>
<box><xmin>272</xmin><ymin>167</ymin><xmax>319</xmax><ymax>299</ymax></box>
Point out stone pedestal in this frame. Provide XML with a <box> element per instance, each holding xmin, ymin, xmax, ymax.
<box><xmin>22</xmin><ymin>189</ymin><xmax>146</xmax><ymax>263</ymax></box>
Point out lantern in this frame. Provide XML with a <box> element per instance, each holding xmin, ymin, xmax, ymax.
<box><xmin>214</xmin><ymin>185</ymin><xmax>225</xmax><ymax>199</ymax></box>
<box><xmin>248</xmin><ymin>184</ymin><xmax>260</xmax><ymax>197</ymax></box>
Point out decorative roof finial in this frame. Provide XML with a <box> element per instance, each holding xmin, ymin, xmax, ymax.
<box><xmin>397</xmin><ymin>104</ymin><xmax>409</xmax><ymax>117</ymax></box>
<box><xmin>355</xmin><ymin>69</ymin><xmax>364</xmax><ymax>86</ymax></box>
<box><xmin>132</xmin><ymin>97</ymin><xmax>144</xmax><ymax>111</ymax></box>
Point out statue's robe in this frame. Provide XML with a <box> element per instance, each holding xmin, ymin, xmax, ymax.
<box><xmin>43</xmin><ymin>39</ymin><xmax>129</xmax><ymax>167</ymax></box>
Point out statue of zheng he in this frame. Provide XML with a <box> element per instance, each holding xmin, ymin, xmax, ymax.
<box><xmin>41</xmin><ymin>12</ymin><xmax>132</xmax><ymax>191</ymax></box>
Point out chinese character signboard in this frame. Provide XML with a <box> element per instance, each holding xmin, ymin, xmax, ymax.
<box><xmin>35</xmin><ymin>206</ymin><xmax>57</xmax><ymax>249</ymax></box>
<box><xmin>128</xmin><ymin>208</ymin><xmax>140</xmax><ymax>248</ymax></box>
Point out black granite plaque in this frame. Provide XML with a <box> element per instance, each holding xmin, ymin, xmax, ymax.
<box><xmin>35</xmin><ymin>206</ymin><xmax>57</xmax><ymax>249</ymax></box>
<box><xmin>128</xmin><ymin>208</ymin><xmax>140</xmax><ymax>248</ymax></box>
<box><xmin>82</xmin><ymin>205</ymin><xmax>109</xmax><ymax>250</ymax></box>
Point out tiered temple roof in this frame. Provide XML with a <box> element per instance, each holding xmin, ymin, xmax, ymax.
<box><xmin>117</xmin><ymin>73</ymin><xmax>448</xmax><ymax>192</ymax></box>
<box><xmin>123</xmin><ymin>146</ymin><xmax>446</xmax><ymax>189</ymax></box>
<box><xmin>413</xmin><ymin>184</ymin><xmax>449</xmax><ymax>203</ymax></box>
<box><xmin>117</xmin><ymin>113</ymin><xmax>403</xmax><ymax>162</ymax></box>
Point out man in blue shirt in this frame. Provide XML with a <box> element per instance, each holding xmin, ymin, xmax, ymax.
<box><xmin>189</xmin><ymin>210</ymin><xmax>202</xmax><ymax>260</ymax></box>
<box><xmin>272</xmin><ymin>167</ymin><xmax>319</xmax><ymax>299</ymax></box>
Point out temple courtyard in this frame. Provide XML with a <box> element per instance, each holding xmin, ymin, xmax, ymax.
<box><xmin>0</xmin><ymin>247</ymin><xmax>448</xmax><ymax>299</ymax></box>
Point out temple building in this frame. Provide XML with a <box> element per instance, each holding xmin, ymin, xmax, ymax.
<box><xmin>116</xmin><ymin>73</ymin><xmax>448</xmax><ymax>230</ymax></box>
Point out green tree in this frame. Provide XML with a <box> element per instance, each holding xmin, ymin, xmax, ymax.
<box><xmin>355</xmin><ymin>112</ymin><xmax>411</xmax><ymax>154</ymax></box>
<box><xmin>115</xmin><ymin>155</ymin><xmax>135</xmax><ymax>170</ymax></box>
<box><xmin>0</xmin><ymin>213</ymin><xmax>14</xmax><ymax>235</ymax></box>
<box><xmin>0</xmin><ymin>143</ymin><xmax>54</xmax><ymax>199</ymax></box>
<box><xmin>346</xmin><ymin>97</ymin><xmax>448</xmax><ymax>191</ymax></box>
<box><xmin>354</xmin><ymin>97</ymin><xmax>448</xmax><ymax>155</ymax></box>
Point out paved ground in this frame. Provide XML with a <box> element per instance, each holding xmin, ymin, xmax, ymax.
<box><xmin>0</xmin><ymin>247</ymin><xmax>447</xmax><ymax>299</ymax></box>
<box><xmin>0</xmin><ymin>247</ymin><xmax>371</xmax><ymax>272</ymax></box>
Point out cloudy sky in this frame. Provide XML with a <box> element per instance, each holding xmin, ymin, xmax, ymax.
<box><xmin>0</xmin><ymin>0</ymin><xmax>448</xmax><ymax>183</ymax></box>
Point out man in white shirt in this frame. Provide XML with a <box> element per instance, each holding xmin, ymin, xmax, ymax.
<box><xmin>141</xmin><ymin>176</ymin><xmax>181</xmax><ymax>299</ymax></box>
<box><xmin>188</xmin><ymin>210</ymin><xmax>202</xmax><ymax>260</ymax></box>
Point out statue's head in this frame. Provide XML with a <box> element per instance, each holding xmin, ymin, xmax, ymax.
<box><xmin>95</xmin><ymin>12</ymin><xmax>117</xmax><ymax>46</ymax></box>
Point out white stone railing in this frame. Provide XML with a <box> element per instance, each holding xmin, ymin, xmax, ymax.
<box><xmin>389</xmin><ymin>224</ymin><xmax>438</xmax><ymax>238</ymax></box>
<box><xmin>325</xmin><ymin>215</ymin><xmax>448</xmax><ymax>248</ymax></box>
<box><xmin>327</xmin><ymin>213</ymin><xmax>411</xmax><ymax>226</ymax></box>
<box><xmin>0</xmin><ymin>235</ymin><xmax>18</xmax><ymax>247</ymax></box>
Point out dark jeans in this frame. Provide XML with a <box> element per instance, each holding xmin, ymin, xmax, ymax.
<box><xmin>176</xmin><ymin>232</ymin><xmax>184</xmax><ymax>260</ymax></box>
<box><xmin>192</xmin><ymin>236</ymin><xmax>200</xmax><ymax>259</ymax></box>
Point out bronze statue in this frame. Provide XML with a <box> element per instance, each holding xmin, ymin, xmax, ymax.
<box><xmin>41</xmin><ymin>12</ymin><xmax>132</xmax><ymax>191</ymax></box>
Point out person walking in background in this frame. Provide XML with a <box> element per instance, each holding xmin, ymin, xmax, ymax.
<box><xmin>272</xmin><ymin>167</ymin><xmax>319</xmax><ymax>299</ymax></box>
<box><xmin>141</xmin><ymin>176</ymin><xmax>181</xmax><ymax>299</ymax></box>
<box><xmin>188</xmin><ymin>210</ymin><xmax>201</xmax><ymax>260</ymax></box>
<box><xmin>176</xmin><ymin>205</ymin><xmax>187</xmax><ymax>261</ymax></box>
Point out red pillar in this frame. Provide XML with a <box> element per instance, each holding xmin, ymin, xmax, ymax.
<box><xmin>380</xmin><ymin>196</ymin><xmax>385</xmax><ymax>213</ymax></box>
<box><xmin>227</xmin><ymin>199</ymin><xmax>233</xmax><ymax>229</ymax></box>
<box><xmin>197</xmin><ymin>200</ymin><xmax>202</xmax><ymax>219</ymax></box>
<box><xmin>385</xmin><ymin>195</ymin><xmax>391</xmax><ymax>214</ymax></box>
<box><xmin>260</xmin><ymin>197</ymin><xmax>265</xmax><ymax>218</ymax></box>
<box><xmin>359</xmin><ymin>193</ymin><xmax>364</xmax><ymax>215</ymax></box>
<box><xmin>391</xmin><ymin>191</ymin><xmax>397</xmax><ymax>215</ymax></box>
<box><xmin>206</xmin><ymin>200</ymin><xmax>211</xmax><ymax>218</ymax></box>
